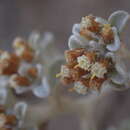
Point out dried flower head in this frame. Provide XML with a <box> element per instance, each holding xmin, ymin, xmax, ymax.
<box><xmin>80</xmin><ymin>15</ymin><xmax>101</xmax><ymax>33</ymax></box>
<box><xmin>59</xmin><ymin>11</ymin><xmax>130</xmax><ymax>95</ymax></box>
<box><xmin>0</xmin><ymin>106</ymin><xmax>17</xmax><ymax>130</ymax></box>
<box><xmin>91</xmin><ymin>62</ymin><xmax>107</xmax><ymax>78</ymax></box>
<box><xmin>9</xmin><ymin>74</ymin><xmax>31</xmax><ymax>88</ymax></box>
<box><xmin>69</xmin><ymin>11</ymin><xmax>130</xmax><ymax>52</ymax></box>
<box><xmin>77</xmin><ymin>55</ymin><xmax>92</xmax><ymax>70</ymax></box>
<box><xmin>58</xmin><ymin>48</ymin><xmax>114</xmax><ymax>94</ymax></box>
<box><xmin>27</xmin><ymin>67</ymin><xmax>38</xmax><ymax>78</ymax></box>
<box><xmin>13</xmin><ymin>38</ymin><xmax>35</xmax><ymax>62</ymax></box>
<box><xmin>0</xmin><ymin>52</ymin><xmax>20</xmax><ymax>75</ymax></box>
<box><xmin>65</xmin><ymin>48</ymin><xmax>85</xmax><ymax>64</ymax></box>
<box><xmin>101</xmin><ymin>24</ymin><xmax>114</xmax><ymax>44</ymax></box>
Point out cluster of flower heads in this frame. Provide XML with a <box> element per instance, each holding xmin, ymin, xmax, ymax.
<box><xmin>58</xmin><ymin>48</ymin><xmax>114</xmax><ymax>94</ymax></box>
<box><xmin>0</xmin><ymin>101</ymin><xmax>27</xmax><ymax>130</ymax></box>
<box><xmin>0</xmin><ymin>105</ymin><xmax>17</xmax><ymax>130</ymax></box>
<box><xmin>58</xmin><ymin>11</ymin><xmax>130</xmax><ymax>94</ymax></box>
<box><xmin>0</xmin><ymin>37</ymin><xmax>49</xmax><ymax>97</ymax></box>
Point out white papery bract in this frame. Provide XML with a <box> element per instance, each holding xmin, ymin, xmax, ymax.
<box><xmin>65</xmin><ymin>10</ymin><xmax>130</xmax><ymax>92</ymax></box>
<box><xmin>69</xmin><ymin>10</ymin><xmax>129</xmax><ymax>52</ymax></box>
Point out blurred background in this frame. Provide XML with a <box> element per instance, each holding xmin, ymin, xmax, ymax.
<box><xmin>0</xmin><ymin>0</ymin><xmax>130</xmax><ymax>130</ymax></box>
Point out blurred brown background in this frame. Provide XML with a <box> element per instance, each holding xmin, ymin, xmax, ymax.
<box><xmin>0</xmin><ymin>0</ymin><xmax>130</xmax><ymax>130</ymax></box>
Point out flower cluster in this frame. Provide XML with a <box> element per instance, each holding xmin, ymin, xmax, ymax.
<box><xmin>58</xmin><ymin>11</ymin><xmax>130</xmax><ymax>94</ymax></box>
<box><xmin>0</xmin><ymin>105</ymin><xmax>17</xmax><ymax>130</ymax></box>
<box><xmin>0</xmin><ymin>37</ymin><xmax>49</xmax><ymax>97</ymax></box>
<box><xmin>57</xmin><ymin>48</ymin><xmax>114</xmax><ymax>94</ymax></box>
<box><xmin>80</xmin><ymin>15</ymin><xmax>114</xmax><ymax>44</ymax></box>
<box><xmin>69</xmin><ymin>11</ymin><xmax>129</xmax><ymax>52</ymax></box>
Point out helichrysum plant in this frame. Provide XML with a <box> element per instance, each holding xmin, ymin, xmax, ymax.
<box><xmin>57</xmin><ymin>10</ymin><xmax>130</xmax><ymax>95</ymax></box>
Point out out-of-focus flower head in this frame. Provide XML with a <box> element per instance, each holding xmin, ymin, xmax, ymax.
<box><xmin>0</xmin><ymin>32</ymin><xmax>55</xmax><ymax>98</ymax></box>
<box><xmin>0</xmin><ymin>99</ymin><xmax>28</xmax><ymax>130</ymax></box>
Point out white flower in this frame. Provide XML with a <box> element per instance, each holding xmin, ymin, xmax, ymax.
<box><xmin>91</xmin><ymin>62</ymin><xmax>107</xmax><ymax>78</ymax></box>
<box><xmin>77</xmin><ymin>55</ymin><xmax>92</xmax><ymax>70</ymax></box>
<box><xmin>74</xmin><ymin>81</ymin><xmax>88</xmax><ymax>95</ymax></box>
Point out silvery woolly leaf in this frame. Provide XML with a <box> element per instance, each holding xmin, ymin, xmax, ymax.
<box><xmin>68</xmin><ymin>35</ymin><xmax>83</xmax><ymax>49</ymax></box>
<box><xmin>106</xmin><ymin>27</ymin><xmax>121</xmax><ymax>51</ymax></box>
<box><xmin>0</xmin><ymin>87</ymin><xmax>7</xmax><ymax>104</ymax></box>
<box><xmin>32</xmin><ymin>77</ymin><xmax>50</xmax><ymax>98</ymax></box>
<box><xmin>108</xmin><ymin>10</ymin><xmax>130</xmax><ymax>33</ymax></box>
<box><xmin>14</xmin><ymin>102</ymin><xmax>27</xmax><ymax>121</ymax></box>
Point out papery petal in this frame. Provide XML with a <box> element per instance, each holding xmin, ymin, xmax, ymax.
<box><xmin>18</xmin><ymin>62</ymin><xmax>32</xmax><ymax>76</ymax></box>
<box><xmin>100</xmin><ymin>80</ymin><xmax>112</xmax><ymax>93</ymax></box>
<box><xmin>68</xmin><ymin>35</ymin><xmax>83</xmax><ymax>49</ymax></box>
<box><xmin>108</xmin><ymin>10</ymin><xmax>130</xmax><ymax>33</ymax></box>
<box><xmin>111</xmin><ymin>73</ymin><xmax>126</xmax><ymax>85</ymax></box>
<box><xmin>105</xmin><ymin>52</ymin><xmax>116</xmax><ymax>62</ymax></box>
<box><xmin>32</xmin><ymin>77</ymin><xmax>50</xmax><ymax>98</ymax></box>
<box><xmin>89</xmin><ymin>40</ymin><xmax>105</xmax><ymax>53</ymax></box>
<box><xmin>72</xmin><ymin>24</ymin><xmax>91</xmax><ymax>46</ymax></box>
<box><xmin>106</xmin><ymin>27</ymin><xmax>121</xmax><ymax>51</ymax></box>
<box><xmin>14</xmin><ymin>85</ymin><xmax>35</xmax><ymax>94</ymax></box>
<box><xmin>29</xmin><ymin>32</ymin><xmax>54</xmax><ymax>58</ymax></box>
<box><xmin>36</xmin><ymin>64</ymin><xmax>44</xmax><ymax>77</ymax></box>
<box><xmin>95</xmin><ymin>17</ymin><xmax>108</xmax><ymax>24</ymax></box>
<box><xmin>28</xmin><ymin>31</ymin><xmax>40</xmax><ymax>49</ymax></box>
<box><xmin>0</xmin><ymin>76</ymin><xmax>9</xmax><ymax>87</ymax></box>
<box><xmin>72</xmin><ymin>24</ymin><xmax>81</xmax><ymax>36</ymax></box>
<box><xmin>115</xmin><ymin>61</ymin><xmax>127</xmax><ymax>77</ymax></box>
<box><xmin>41</xmin><ymin>32</ymin><xmax>54</xmax><ymax>48</ymax></box>
<box><xmin>0</xmin><ymin>87</ymin><xmax>7</xmax><ymax>104</ymax></box>
<box><xmin>14</xmin><ymin>102</ymin><xmax>27</xmax><ymax>119</ymax></box>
